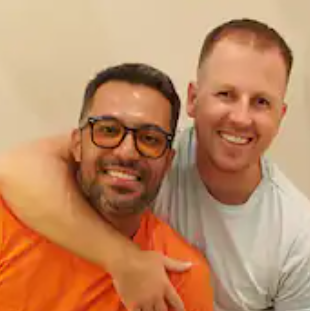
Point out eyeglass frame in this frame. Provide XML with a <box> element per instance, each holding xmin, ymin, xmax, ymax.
<box><xmin>79</xmin><ymin>115</ymin><xmax>174</xmax><ymax>159</ymax></box>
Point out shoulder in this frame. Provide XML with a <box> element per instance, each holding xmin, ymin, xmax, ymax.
<box><xmin>262</xmin><ymin>158</ymin><xmax>310</xmax><ymax>262</ymax></box>
<box><xmin>172</xmin><ymin>126</ymin><xmax>196</xmax><ymax>166</ymax></box>
<box><xmin>138</xmin><ymin>211</ymin><xmax>213</xmax><ymax>310</ymax></box>
<box><xmin>263</xmin><ymin>158</ymin><xmax>310</xmax><ymax>222</ymax></box>
<box><xmin>0</xmin><ymin>195</ymin><xmax>47</xmax><ymax>252</ymax></box>
<box><xmin>154</xmin><ymin>127</ymin><xmax>200</xmax><ymax>219</ymax></box>
<box><xmin>157</xmin><ymin>126</ymin><xmax>200</xmax><ymax>195</ymax></box>
<box><xmin>266</xmin><ymin>166</ymin><xmax>310</xmax><ymax>310</ymax></box>
<box><xmin>138</xmin><ymin>211</ymin><xmax>208</xmax><ymax>267</ymax></box>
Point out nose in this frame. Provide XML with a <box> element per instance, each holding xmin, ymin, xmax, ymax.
<box><xmin>228</xmin><ymin>98</ymin><xmax>252</xmax><ymax>128</ymax></box>
<box><xmin>113</xmin><ymin>132</ymin><xmax>140</xmax><ymax>160</ymax></box>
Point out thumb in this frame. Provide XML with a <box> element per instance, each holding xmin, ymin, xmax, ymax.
<box><xmin>163</xmin><ymin>256</ymin><xmax>192</xmax><ymax>272</ymax></box>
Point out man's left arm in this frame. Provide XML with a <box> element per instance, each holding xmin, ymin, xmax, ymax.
<box><xmin>275</xmin><ymin>222</ymin><xmax>310</xmax><ymax>311</ymax></box>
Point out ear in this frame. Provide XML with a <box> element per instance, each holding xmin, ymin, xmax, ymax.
<box><xmin>281</xmin><ymin>102</ymin><xmax>287</xmax><ymax>118</ymax></box>
<box><xmin>71</xmin><ymin>129</ymin><xmax>82</xmax><ymax>163</ymax></box>
<box><xmin>187</xmin><ymin>81</ymin><xmax>198</xmax><ymax>118</ymax></box>
<box><xmin>164</xmin><ymin>148</ymin><xmax>176</xmax><ymax>172</ymax></box>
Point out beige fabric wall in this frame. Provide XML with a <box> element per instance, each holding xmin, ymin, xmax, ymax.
<box><xmin>0</xmin><ymin>0</ymin><xmax>309</xmax><ymax>196</ymax></box>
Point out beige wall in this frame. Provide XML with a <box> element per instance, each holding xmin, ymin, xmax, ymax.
<box><xmin>0</xmin><ymin>0</ymin><xmax>309</xmax><ymax>196</ymax></box>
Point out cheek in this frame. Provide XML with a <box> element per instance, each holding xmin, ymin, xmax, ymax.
<box><xmin>80</xmin><ymin>145</ymin><xmax>102</xmax><ymax>177</ymax></box>
<box><xmin>146</xmin><ymin>161</ymin><xmax>168</xmax><ymax>185</ymax></box>
<box><xmin>196</xmin><ymin>98</ymin><xmax>227</xmax><ymax>126</ymax></box>
<box><xmin>256</xmin><ymin>114</ymin><xmax>281</xmax><ymax>142</ymax></box>
<box><xmin>195</xmin><ymin>107</ymin><xmax>221</xmax><ymax>141</ymax></box>
<box><xmin>79</xmin><ymin>159</ymin><xmax>96</xmax><ymax>185</ymax></box>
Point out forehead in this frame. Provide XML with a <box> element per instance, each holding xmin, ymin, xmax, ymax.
<box><xmin>89</xmin><ymin>81</ymin><xmax>172</xmax><ymax>131</ymax></box>
<box><xmin>199</xmin><ymin>38</ymin><xmax>287</xmax><ymax>98</ymax></box>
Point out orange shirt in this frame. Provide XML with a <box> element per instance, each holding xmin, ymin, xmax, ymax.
<box><xmin>0</xmin><ymin>197</ymin><xmax>213</xmax><ymax>311</ymax></box>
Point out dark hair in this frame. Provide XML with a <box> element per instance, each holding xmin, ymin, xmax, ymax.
<box><xmin>80</xmin><ymin>63</ymin><xmax>181</xmax><ymax>136</ymax></box>
<box><xmin>198</xmin><ymin>18</ymin><xmax>293</xmax><ymax>78</ymax></box>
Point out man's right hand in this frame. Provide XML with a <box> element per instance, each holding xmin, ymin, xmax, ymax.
<box><xmin>111</xmin><ymin>250</ymin><xmax>192</xmax><ymax>311</ymax></box>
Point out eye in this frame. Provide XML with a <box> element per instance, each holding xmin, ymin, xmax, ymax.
<box><xmin>96</xmin><ymin>124</ymin><xmax>120</xmax><ymax>136</ymax></box>
<box><xmin>138</xmin><ymin>129</ymin><xmax>166</xmax><ymax>148</ymax></box>
<box><xmin>215</xmin><ymin>90</ymin><xmax>234</xmax><ymax>101</ymax></box>
<box><xmin>217</xmin><ymin>91</ymin><xmax>229</xmax><ymax>97</ymax></box>
<box><xmin>141</xmin><ymin>134</ymin><xmax>161</xmax><ymax>145</ymax></box>
<box><xmin>255</xmin><ymin>97</ymin><xmax>270</xmax><ymax>108</ymax></box>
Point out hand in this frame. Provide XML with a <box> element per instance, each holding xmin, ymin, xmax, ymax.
<box><xmin>112</xmin><ymin>250</ymin><xmax>192</xmax><ymax>311</ymax></box>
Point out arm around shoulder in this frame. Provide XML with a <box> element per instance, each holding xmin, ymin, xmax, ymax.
<box><xmin>0</xmin><ymin>134</ymin><xmax>135</xmax><ymax>270</ymax></box>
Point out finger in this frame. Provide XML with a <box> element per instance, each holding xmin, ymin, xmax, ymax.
<box><xmin>131</xmin><ymin>301</ymin><xmax>155</xmax><ymax>311</ymax></box>
<box><xmin>163</xmin><ymin>256</ymin><xmax>192</xmax><ymax>272</ymax></box>
<box><xmin>154</xmin><ymin>299</ymin><xmax>168</xmax><ymax>311</ymax></box>
<box><xmin>126</xmin><ymin>301</ymin><xmax>140</xmax><ymax>311</ymax></box>
<box><xmin>165</xmin><ymin>284</ymin><xmax>185</xmax><ymax>311</ymax></box>
<box><xmin>136</xmin><ymin>304</ymin><xmax>154</xmax><ymax>311</ymax></box>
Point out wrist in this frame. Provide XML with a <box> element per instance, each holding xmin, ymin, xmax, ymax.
<box><xmin>105</xmin><ymin>240</ymin><xmax>140</xmax><ymax>276</ymax></box>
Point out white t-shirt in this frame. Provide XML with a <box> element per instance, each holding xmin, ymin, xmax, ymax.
<box><xmin>154</xmin><ymin>127</ymin><xmax>310</xmax><ymax>311</ymax></box>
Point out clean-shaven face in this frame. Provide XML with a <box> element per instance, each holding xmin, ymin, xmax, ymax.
<box><xmin>188</xmin><ymin>38</ymin><xmax>287</xmax><ymax>173</ymax></box>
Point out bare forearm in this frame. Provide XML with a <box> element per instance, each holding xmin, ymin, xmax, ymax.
<box><xmin>0</xmin><ymin>136</ymin><xmax>137</xmax><ymax>271</ymax></box>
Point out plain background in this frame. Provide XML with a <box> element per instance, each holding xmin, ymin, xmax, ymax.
<box><xmin>0</xmin><ymin>0</ymin><xmax>309</xmax><ymax>196</ymax></box>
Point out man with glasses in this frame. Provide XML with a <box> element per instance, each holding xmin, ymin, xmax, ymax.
<box><xmin>0</xmin><ymin>63</ymin><xmax>214</xmax><ymax>310</ymax></box>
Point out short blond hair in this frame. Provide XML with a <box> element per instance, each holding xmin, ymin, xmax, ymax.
<box><xmin>198</xmin><ymin>18</ymin><xmax>293</xmax><ymax>79</ymax></box>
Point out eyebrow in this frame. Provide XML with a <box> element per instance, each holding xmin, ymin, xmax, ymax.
<box><xmin>99</xmin><ymin>116</ymin><xmax>171</xmax><ymax>133</ymax></box>
<box><xmin>127</xmin><ymin>121</ymin><xmax>171</xmax><ymax>134</ymax></box>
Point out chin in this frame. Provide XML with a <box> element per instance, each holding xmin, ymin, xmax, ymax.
<box><xmin>108</xmin><ymin>199</ymin><xmax>145</xmax><ymax>216</ymax></box>
<box><xmin>212</xmin><ymin>157</ymin><xmax>254</xmax><ymax>174</ymax></box>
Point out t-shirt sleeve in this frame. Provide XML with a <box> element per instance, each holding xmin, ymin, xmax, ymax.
<box><xmin>275</xmin><ymin>222</ymin><xmax>310</xmax><ymax>311</ymax></box>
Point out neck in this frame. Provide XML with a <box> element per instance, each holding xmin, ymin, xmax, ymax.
<box><xmin>99</xmin><ymin>209</ymin><xmax>142</xmax><ymax>238</ymax></box>
<box><xmin>196</xmin><ymin>148</ymin><xmax>262</xmax><ymax>205</ymax></box>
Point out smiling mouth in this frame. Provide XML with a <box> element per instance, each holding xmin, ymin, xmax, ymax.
<box><xmin>219</xmin><ymin>131</ymin><xmax>253</xmax><ymax>145</ymax></box>
<box><xmin>103</xmin><ymin>169</ymin><xmax>142</xmax><ymax>181</ymax></box>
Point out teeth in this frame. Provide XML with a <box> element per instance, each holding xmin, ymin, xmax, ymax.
<box><xmin>107</xmin><ymin>170</ymin><xmax>138</xmax><ymax>181</ymax></box>
<box><xmin>220</xmin><ymin>133</ymin><xmax>250</xmax><ymax>145</ymax></box>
